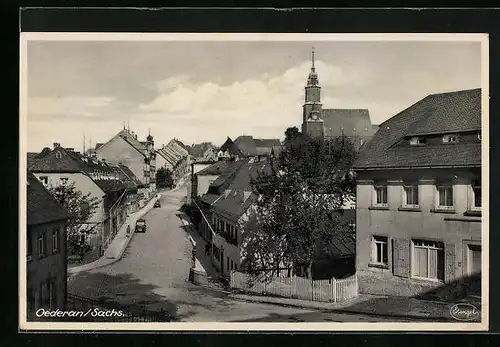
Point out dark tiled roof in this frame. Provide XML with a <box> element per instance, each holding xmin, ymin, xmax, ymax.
<box><xmin>27</xmin><ymin>171</ymin><xmax>70</xmax><ymax>226</ymax></box>
<box><xmin>405</xmin><ymin>88</ymin><xmax>481</xmax><ymax>136</ymax></box>
<box><xmin>322</xmin><ymin>109</ymin><xmax>375</xmax><ymax>137</ymax></box>
<box><xmin>212</xmin><ymin>190</ymin><xmax>257</xmax><ymax>222</ymax></box>
<box><xmin>234</xmin><ymin>136</ymin><xmax>258</xmax><ymax>157</ymax></box>
<box><xmin>200</xmin><ymin>193</ymin><xmax>220</xmax><ymax>206</ymax></box>
<box><xmin>196</xmin><ymin>161</ymin><xmax>232</xmax><ymax>176</ymax></box>
<box><xmin>208</xmin><ymin>160</ymin><xmax>249</xmax><ymax>193</ymax></box>
<box><xmin>219</xmin><ymin>137</ymin><xmax>244</xmax><ymax>157</ymax></box>
<box><xmin>29</xmin><ymin>147</ymin><xmax>87</xmax><ymax>172</ymax></box>
<box><xmin>354</xmin><ymin>88</ymin><xmax>482</xmax><ymax>169</ymax></box>
<box><xmin>118</xmin><ymin>164</ymin><xmax>142</xmax><ymax>185</ymax></box>
<box><xmin>93</xmin><ymin>179</ymin><xmax>126</xmax><ymax>194</ymax></box>
<box><xmin>254</xmin><ymin>139</ymin><xmax>281</xmax><ymax>148</ymax></box>
<box><xmin>188</xmin><ymin>142</ymin><xmax>214</xmax><ymax>157</ymax></box>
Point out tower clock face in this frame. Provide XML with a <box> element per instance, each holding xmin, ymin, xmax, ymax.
<box><xmin>311</xmin><ymin>114</ymin><xmax>318</xmax><ymax>120</ymax></box>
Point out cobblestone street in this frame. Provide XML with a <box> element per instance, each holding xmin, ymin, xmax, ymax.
<box><xmin>68</xmin><ymin>185</ymin><xmax>316</xmax><ymax>322</ymax></box>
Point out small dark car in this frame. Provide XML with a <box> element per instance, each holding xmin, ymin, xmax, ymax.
<box><xmin>154</xmin><ymin>200</ymin><xmax>161</xmax><ymax>208</ymax></box>
<box><xmin>135</xmin><ymin>218</ymin><xmax>147</xmax><ymax>233</ymax></box>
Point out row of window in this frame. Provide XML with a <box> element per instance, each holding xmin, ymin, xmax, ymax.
<box><xmin>371</xmin><ymin>236</ymin><xmax>482</xmax><ymax>281</ymax></box>
<box><xmin>212</xmin><ymin>245</ymin><xmax>239</xmax><ymax>273</ymax></box>
<box><xmin>27</xmin><ymin>227</ymin><xmax>60</xmax><ymax>260</ymax></box>
<box><xmin>371</xmin><ymin>236</ymin><xmax>446</xmax><ymax>281</ymax></box>
<box><xmin>373</xmin><ymin>179</ymin><xmax>481</xmax><ymax>211</ymax></box>
<box><xmin>38</xmin><ymin>176</ymin><xmax>68</xmax><ymax>187</ymax></box>
<box><xmin>212</xmin><ymin>215</ymin><xmax>238</xmax><ymax>244</ymax></box>
<box><xmin>27</xmin><ymin>278</ymin><xmax>58</xmax><ymax>313</ymax></box>
<box><xmin>409</xmin><ymin>132</ymin><xmax>480</xmax><ymax>146</ymax></box>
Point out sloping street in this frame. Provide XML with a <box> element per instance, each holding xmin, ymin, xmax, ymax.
<box><xmin>67</xmin><ymin>185</ymin><xmax>317</xmax><ymax>322</ymax></box>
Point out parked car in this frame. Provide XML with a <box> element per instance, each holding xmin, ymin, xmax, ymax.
<box><xmin>154</xmin><ymin>200</ymin><xmax>161</xmax><ymax>208</ymax></box>
<box><xmin>135</xmin><ymin>218</ymin><xmax>147</xmax><ymax>233</ymax></box>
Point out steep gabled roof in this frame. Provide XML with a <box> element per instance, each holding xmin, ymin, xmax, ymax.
<box><xmin>234</xmin><ymin>136</ymin><xmax>258</xmax><ymax>157</ymax></box>
<box><xmin>27</xmin><ymin>171</ymin><xmax>71</xmax><ymax>226</ymax></box>
<box><xmin>96</xmin><ymin>129</ymin><xmax>148</xmax><ymax>158</ymax></box>
<box><xmin>354</xmin><ymin>88</ymin><xmax>482</xmax><ymax>169</ymax></box>
<box><xmin>322</xmin><ymin>109</ymin><xmax>375</xmax><ymax>138</ymax></box>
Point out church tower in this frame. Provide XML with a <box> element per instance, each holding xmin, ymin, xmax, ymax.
<box><xmin>302</xmin><ymin>48</ymin><xmax>324</xmax><ymax>139</ymax></box>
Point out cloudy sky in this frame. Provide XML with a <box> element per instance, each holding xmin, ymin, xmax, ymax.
<box><xmin>25</xmin><ymin>38</ymin><xmax>482</xmax><ymax>152</ymax></box>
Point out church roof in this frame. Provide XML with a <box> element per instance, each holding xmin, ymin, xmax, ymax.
<box><xmin>322</xmin><ymin>109</ymin><xmax>375</xmax><ymax>138</ymax></box>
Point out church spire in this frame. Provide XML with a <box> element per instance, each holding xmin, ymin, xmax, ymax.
<box><xmin>311</xmin><ymin>46</ymin><xmax>315</xmax><ymax>72</ymax></box>
<box><xmin>307</xmin><ymin>47</ymin><xmax>319</xmax><ymax>87</ymax></box>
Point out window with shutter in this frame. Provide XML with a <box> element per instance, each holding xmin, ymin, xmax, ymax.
<box><xmin>411</xmin><ymin>240</ymin><xmax>445</xmax><ymax>281</ymax></box>
<box><xmin>392</xmin><ymin>238</ymin><xmax>410</xmax><ymax>277</ymax></box>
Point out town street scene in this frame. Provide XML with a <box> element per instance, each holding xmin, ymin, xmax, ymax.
<box><xmin>24</xmin><ymin>36</ymin><xmax>484</xmax><ymax>325</ymax></box>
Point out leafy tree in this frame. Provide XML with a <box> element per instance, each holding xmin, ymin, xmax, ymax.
<box><xmin>156</xmin><ymin>167</ymin><xmax>174</xmax><ymax>188</ymax></box>
<box><xmin>48</xmin><ymin>182</ymin><xmax>100</xmax><ymax>251</ymax></box>
<box><xmin>241</xmin><ymin>128</ymin><xmax>357</xmax><ymax>278</ymax></box>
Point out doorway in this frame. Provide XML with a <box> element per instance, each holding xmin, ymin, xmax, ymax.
<box><xmin>467</xmin><ymin>244</ymin><xmax>482</xmax><ymax>275</ymax></box>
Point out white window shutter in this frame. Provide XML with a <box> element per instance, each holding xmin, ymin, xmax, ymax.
<box><xmin>392</xmin><ymin>238</ymin><xmax>410</xmax><ymax>278</ymax></box>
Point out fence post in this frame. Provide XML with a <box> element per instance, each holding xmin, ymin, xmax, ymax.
<box><xmin>332</xmin><ymin>278</ymin><xmax>337</xmax><ymax>303</ymax></box>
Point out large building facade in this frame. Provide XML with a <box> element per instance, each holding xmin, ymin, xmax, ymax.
<box><xmin>95</xmin><ymin>128</ymin><xmax>156</xmax><ymax>198</ymax></box>
<box><xmin>301</xmin><ymin>49</ymin><xmax>378</xmax><ymax>150</ymax></box>
<box><xmin>27</xmin><ymin>171</ymin><xmax>70</xmax><ymax>319</ymax></box>
<box><xmin>353</xmin><ymin>88</ymin><xmax>482</xmax><ymax>299</ymax></box>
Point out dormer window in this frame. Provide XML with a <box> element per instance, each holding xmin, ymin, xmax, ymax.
<box><xmin>409</xmin><ymin>137</ymin><xmax>425</xmax><ymax>145</ymax></box>
<box><xmin>55</xmin><ymin>152</ymin><xmax>62</xmax><ymax>159</ymax></box>
<box><xmin>442</xmin><ymin>134</ymin><xmax>458</xmax><ymax>144</ymax></box>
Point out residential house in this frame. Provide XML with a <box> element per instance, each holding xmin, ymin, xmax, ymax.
<box><xmin>233</xmin><ymin>135</ymin><xmax>282</xmax><ymax>160</ymax></box>
<box><xmin>27</xmin><ymin>171</ymin><xmax>70</xmax><ymax>318</ymax></box>
<box><xmin>199</xmin><ymin>159</ymin><xmax>266</xmax><ymax>278</ymax></box>
<box><xmin>202</xmin><ymin>147</ymin><xmax>218</xmax><ymax>162</ymax></box>
<box><xmin>95</xmin><ymin>128</ymin><xmax>156</xmax><ymax>198</ymax></box>
<box><xmin>156</xmin><ymin>139</ymin><xmax>190</xmax><ymax>184</ymax></box>
<box><xmin>301</xmin><ymin>49</ymin><xmax>378</xmax><ymax>150</ymax></box>
<box><xmin>28</xmin><ymin>143</ymin><xmax>128</xmax><ymax>262</ymax></box>
<box><xmin>217</xmin><ymin>137</ymin><xmax>244</xmax><ymax>161</ymax></box>
<box><xmin>187</xmin><ymin>142</ymin><xmax>216</xmax><ymax>161</ymax></box>
<box><xmin>352</xmin><ymin>88</ymin><xmax>482</xmax><ymax>298</ymax></box>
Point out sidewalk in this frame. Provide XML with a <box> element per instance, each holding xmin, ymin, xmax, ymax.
<box><xmin>178</xmin><ymin>214</ymin><xmax>225</xmax><ymax>290</ymax></box>
<box><xmin>229</xmin><ymin>293</ymin><xmax>470</xmax><ymax>322</ymax></box>
<box><xmin>68</xmin><ymin>194</ymin><xmax>161</xmax><ymax>275</ymax></box>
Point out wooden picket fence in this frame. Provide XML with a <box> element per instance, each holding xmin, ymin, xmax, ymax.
<box><xmin>230</xmin><ymin>271</ymin><xmax>358</xmax><ymax>303</ymax></box>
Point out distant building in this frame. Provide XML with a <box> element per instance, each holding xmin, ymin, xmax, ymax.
<box><xmin>233</xmin><ymin>135</ymin><xmax>282</xmax><ymax>159</ymax></box>
<box><xmin>301</xmin><ymin>49</ymin><xmax>378</xmax><ymax>150</ymax></box>
<box><xmin>353</xmin><ymin>88</ymin><xmax>482</xmax><ymax>299</ymax></box>
<box><xmin>156</xmin><ymin>139</ymin><xmax>190</xmax><ymax>184</ymax></box>
<box><xmin>95</xmin><ymin>128</ymin><xmax>156</xmax><ymax>198</ymax></box>
<box><xmin>27</xmin><ymin>171</ymin><xmax>70</xmax><ymax>318</ymax></box>
<box><xmin>217</xmin><ymin>137</ymin><xmax>244</xmax><ymax>161</ymax></box>
<box><xmin>29</xmin><ymin>143</ymin><xmax>128</xmax><ymax>262</ymax></box>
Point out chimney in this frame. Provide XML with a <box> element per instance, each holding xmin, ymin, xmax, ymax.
<box><xmin>243</xmin><ymin>191</ymin><xmax>252</xmax><ymax>202</ymax></box>
<box><xmin>53</xmin><ymin>142</ymin><xmax>61</xmax><ymax>149</ymax></box>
